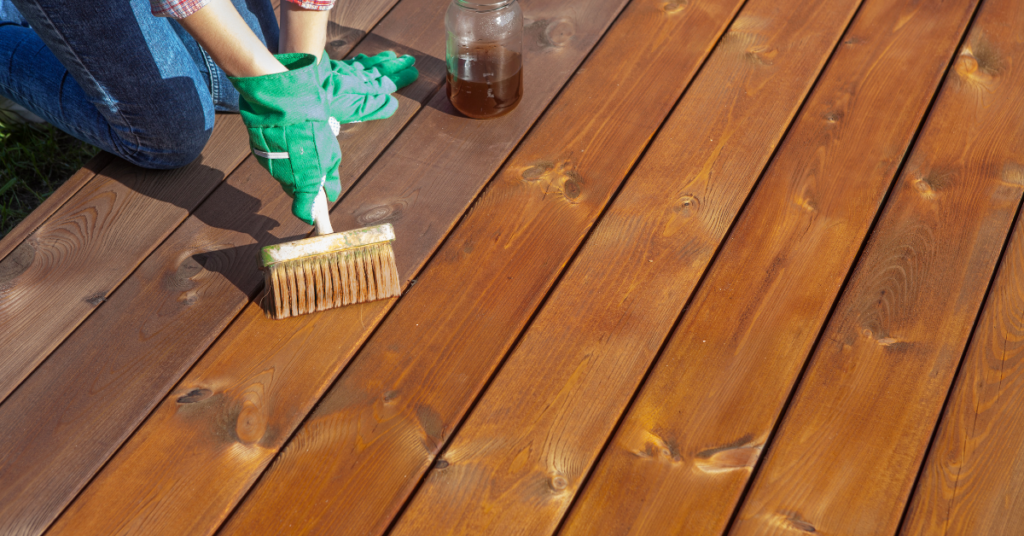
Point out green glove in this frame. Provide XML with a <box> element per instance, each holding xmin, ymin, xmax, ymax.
<box><xmin>346</xmin><ymin>51</ymin><xmax>418</xmax><ymax>90</ymax></box>
<box><xmin>323</xmin><ymin>51</ymin><xmax>418</xmax><ymax>124</ymax></box>
<box><xmin>230</xmin><ymin>53</ymin><xmax>342</xmax><ymax>225</ymax></box>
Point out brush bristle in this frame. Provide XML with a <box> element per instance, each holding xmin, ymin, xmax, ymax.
<box><xmin>262</xmin><ymin>242</ymin><xmax>401</xmax><ymax>319</ymax></box>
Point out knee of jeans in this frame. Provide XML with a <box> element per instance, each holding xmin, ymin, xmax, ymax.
<box><xmin>120</xmin><ymin>122</ymin><xmax>212</xmax><ymax>170</ymax></box>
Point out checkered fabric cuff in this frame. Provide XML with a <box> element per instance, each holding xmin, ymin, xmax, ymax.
<box><xmin>283</xmin><ymin>0</ymin><xmax>335</xmax><ymax>10</ymax></box>
<box><xmin>151</xmin><ymin>0</ymin><xmax>212</xmax><ymax>18</ymax></box>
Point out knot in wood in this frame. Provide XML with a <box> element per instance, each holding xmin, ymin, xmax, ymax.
<box><xmin>357</xmin><ymin>204</ymin><xmax>400</xmax><ymax>226</ymax></box>
<box><xmin>745</xmin><ymin>45</ymin><xmax>777</xmax><ymax>66</ymax></box>
<box><xmin>85</xmin><ymin>293</ymin><xmax>108</xmax><ymax>306</ymax></box>
<box><xmin>543</xmin><ymin>18</ymin><xmax>575</xmax><ymax>48</ymax></box>
<box><xmin>236</xmin><ymin>398</ymin><xmax>267</xmax><ymax>444</ymax></box>
<box><xmin>562</xmin><ymin>172</ymin><xmax>583</xmax><ymax>201</ymax></box>
<box><xmin>176</xmin><ymin>388</ymin><xmax>213</xmax><ymax>404</ymax></box>
<box><xmin>956</xmin><ymin>54</ymin><xmax>979</xmax><ymax>77</ymax></box>
<box><xmin>823</xmin><ymin>111</ymin><xmax>842</xmax><ymax>123</ymax></box>
<box><xmin>954</xmin><ymin>43</ymin><xmax>1000</xmax><ymax>87</ymax></box>
<box><xmin>527</xmin><ymin>18</ymin><xmax>575</xmax><ymax>49</ymax></box>
<box><xmin>662</xmin><ymin>0</ymin><xmax>688</xmax><ymax>13</ymax></box>
<box><xmin>913</xmin><ymin>177</ymin><xmax>934</xmax><ymax>196</ymax></box>
<box><xmin>549</xmin><ymin>475</ymin><xmax>569</xmax><ymax>491</ymax></box>
<box><xmin>674</xmin><ymin>195</ymin><xmax>700</xmax><ymax>217</ymax></box>
<box><xmin>782</xmin><ymin>511</ymin><xmax>816</xmax><ymax>533</ymax></box>
<box><xmin>167</xmin><ymin>257</ymin><xmax>203</xmax><ymax>291</ymax></box>
<box><xmin>521</xmin><ymin>162</ymin><xmax>554</xmax><ymax>181</ymax></box>
<box><xmin>434</xmin><ymin>459</ymin><xmax>450</xmax><ymax>469</ymax></box>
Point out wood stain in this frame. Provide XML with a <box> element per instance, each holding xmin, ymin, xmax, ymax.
<box><xmin>446</xmin><ymin>45</ymin><xmax>523</xmax><ymax>119</ymax></box>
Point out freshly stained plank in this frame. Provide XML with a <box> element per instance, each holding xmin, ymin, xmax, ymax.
<box><xmin>902</xmin><ymin>124</ymin><xmax>1024</xmax><ymax>533</ymax></box>
<box><xmin>557</xmin><ymin>0</ymin><xmax>979</xmax><ymax>532</ymax></box>
<box><xmin>45</xmin><ymin>0</ymin><xmax>630</xmax><ymax>534</ymax></box>
<box><xmin>215</xmin><ymin>0</ymin><xmax>756</xmax><ymax>533</ymax></box>
<box><xmin>0</xmin><ymin>4</ymin><xmax>406</xmax><ymax>535</ymax></box>
<box><xmin>729</xmin><ymin>0</ymin><xmax>1024</xmax><ymax>532</ymax></box>
<box><xmin>384</xmin><ymin>0</ymin><xmax>868</xmax><ymax>532</ymax></box>
<box><xmin>0</xmin><ymin>151</ymin><xmax>111</xmax><ymax>262</ymax></box>
<box><xmin>0</xmin><ymin>117</ymin><xmax>248</xmax><ymax>404</ymax></box>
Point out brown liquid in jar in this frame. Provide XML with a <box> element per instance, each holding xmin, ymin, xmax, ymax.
<box><xmin>446</xmin><ymin>44</ymin><xmax>522</xmax><ymax>119</ymax></box>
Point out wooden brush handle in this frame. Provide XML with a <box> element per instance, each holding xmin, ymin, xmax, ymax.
<box><xmin>312</xmin><ymin>187</ymin><xmax>334</xmax><ymax>236</ymax></box>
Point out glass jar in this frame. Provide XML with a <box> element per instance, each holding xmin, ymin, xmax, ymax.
<box><xmin>445</xmin><ymin>0</ymin><xmax>523</xmax><ymax>119</ymax></box>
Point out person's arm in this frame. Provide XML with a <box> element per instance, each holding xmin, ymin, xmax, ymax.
<box><xmin>178</xmin><ymin>0</ymin><xmax>331</xmax><ymax>76</ymax></box>
<box><xmin>176</xmin><ymin>0</ymin><xmax>287</xmax><ymax>77</ymax></box>
<box><xmin>279</xmin><ymin>2</ymin><xmax>331</xmax><ymax>57</ymax></box>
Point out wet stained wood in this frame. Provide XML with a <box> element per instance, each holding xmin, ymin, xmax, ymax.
<box><xmin>215</xmin><ymin>0</ymin><xmax>749</xmax><ymax>534</ymax></box>
<box><xmin>383</xmin><ymin>0</ymin><xmax>869</xmax><ymax>532</ymax></box>
<box><xmin>558</xmin><ymin>0</ymin><xmax>980</xmax><ymax>532</ymax></box>
<box><xmin>0</xmin><ymin>3</ymin><xmax>404</xmax><ymax>535</ymax></box>
<box><xmin>730</xmin><ymin>0</ymin><xmax>1024</xmax><ymax>532</ymax></box>
<box><xmin>0</xmin><ymin>117</ymin><xmax>248</xmax><ymax>405</ymax></box>
<box><xmin>44</xmin><ymin>0</ymin><xmax>630</xmax><ymax>535</ymax></box>
<box><xmin>0</xmin><ymin>151</ymin><xmax>112</xmax><ymax>263</ymax></box>
<box><xmin>902</xmin><ymin>88</ymin><xmax>1024</xmax><ymax>536</ymax></box>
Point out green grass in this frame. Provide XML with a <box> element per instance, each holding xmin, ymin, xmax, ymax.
<box><xmin>0</xmin><ymin>120</ymin><xmax>100</xmax><ymax>239</ymax></box>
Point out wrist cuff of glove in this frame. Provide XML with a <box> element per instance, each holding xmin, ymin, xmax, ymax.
<box><xmin>229</xmin><ymin>53</ymin><xmax>327</xmax><ymax>126</ymax></box>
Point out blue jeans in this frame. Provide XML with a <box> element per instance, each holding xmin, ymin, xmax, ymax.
<box><xmin>0</xmin><ymin>0</ymin><xmax>279</xmax><ymax>169</ymax></box>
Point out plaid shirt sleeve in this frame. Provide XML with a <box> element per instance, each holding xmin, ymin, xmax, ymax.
<box><xmin>150</xmin><ymin>0</ymin><xmax>211</xmax><ymax>18</ymax></box>
<box><xmin>151</xmin><ymin>0</ymin><xmax>334</xmax><ymax>19</ymax></box>
<box><xmin>282</xmin><ymin>0</ymin><xmax>335</xmax><ymax>10</ymax></box>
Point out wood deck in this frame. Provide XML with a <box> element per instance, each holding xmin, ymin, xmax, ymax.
<box><xmin>1</xmin><ymin>0</ymin><xmax>1022</xmax><ymax>533</ymax></box>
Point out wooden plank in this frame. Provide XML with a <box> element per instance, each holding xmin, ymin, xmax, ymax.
<box><xmin>0</xmin><ymin>117</ymin><xmax>249</xmax><ymax>404</ymax></box>
<box><xmin>213</xmin><ymin>0</ymin><xmax>758</xmax><ymax>533</ymax></box>
<box><xmin>0</xmin><ymin>3</ymin><xmax>404</xmax><ymax>535</ymax></box>
<box><xmin>43</xmin><ymin>0</ymin><xmax>630</xmax><ymax>534</ymax></box>
<box><xmin>557</xmin><ymin>0</ymin><xmax>979</xmax><ymax>532</ymax></box>
<box><xmin>0</xmin><ymin>151</ymin><xmax>112</xmax><ymax>262</ymax></box>
<box><xmin>901</xmin><ymin>108</ymin><xmax>1024</xmax><ymax>534</ymax></box>
<box><xmin>382</xmin><ymin>0</ymin><xmax>872</xmax><ymax>532</ymax></box>
<box><xmin>729</xmin><ymin>0</ymin><xmax>1024</xmax><ymax>531</ymax></box>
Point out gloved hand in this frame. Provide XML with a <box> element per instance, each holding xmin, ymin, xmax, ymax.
<box><xmin>322</xmin><ymin>50</ymin><xmax>418</xmax><ymax>124</ymax></box>
<box><xmin>230</xmin><ymin>53</ymin><xmax>342</xmax><ymax>225</ymax></box>
<box><xmin>344</xmin><ymin>51</ymin><xmax>418</xmax><ymax>90</ymax></box>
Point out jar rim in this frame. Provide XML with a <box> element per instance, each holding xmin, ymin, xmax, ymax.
<box><xmin>454</xmin><ymin>0</ymin><xmax>515</xmax><ymax>9</ymax></box>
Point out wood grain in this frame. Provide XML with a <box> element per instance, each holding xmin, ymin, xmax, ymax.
<box><xmin>901</xmin><ymin>51</ymin><xmax>1024</xmax><ymax>536</ymax></box>
<box><xmin>557</xmin><ymin>0</ymin><xmax>979</xmax><ymax>532</ymax></box>
<box><xmin>0</xmin><ymin>3</ymin><xmax>404</xmax><ymax>535</ymax></box>
<box><xmin>0</xmin><ymin>117</ymin><xmax>248</xmax><ymax>405</ymax></box>
<box><xmin>900</xmin><ymin>192</ymin><xmax>1024</xmax><ymax>536</ymax></box>
<box><xmin>45</xmin><ymin>0</ymin><xmax>631</xmax><ymax>535</ymax></box>
<box><xmin>215</xmin><ymin>0</ymin><xmax>753</xmax><ymax>534</ymax></box>
<box><xmin>384</xmin><ymin>0</ymin><xmax>869</xmax><ymax>533</ymax></box>
<box><xmin>730</xmin><ymin>0</ymin><xmax>1024</xmax><ymax>532</ymax></box>
<box><xmin>0</xmin><ymin>151</ymin><xmax>111</xmax><ymax>262</ymax></box>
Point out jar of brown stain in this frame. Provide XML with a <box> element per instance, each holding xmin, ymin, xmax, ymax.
<box><xmin>445</xmin><ymin>0</ymin><xmax>523</xmax><ymax>119</ymax></box>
